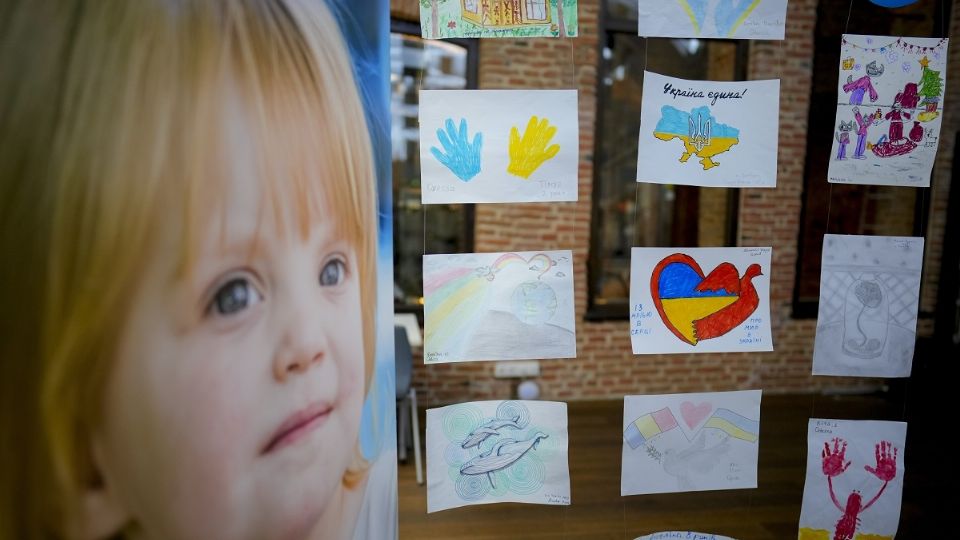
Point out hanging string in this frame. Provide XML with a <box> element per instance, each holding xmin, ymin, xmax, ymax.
<box><xmin>634</xmin><ymin>37</ymin><xmax>650</xmax><ymax>248</ymax></box>
<box><xmin>418</xmin><ymin>48</ymin><xmax>428</xmax><ymax>259</ymax></box>
<box><xmin>844</xmin><ymin>0</ymin><xmax>854</xmax><ymax>35</ymax></box>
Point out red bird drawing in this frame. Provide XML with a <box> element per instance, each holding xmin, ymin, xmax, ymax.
<box><xmin>692</xmin><ymin>263</ymin><xmax>763</xmax><ymax>342</ymax></box>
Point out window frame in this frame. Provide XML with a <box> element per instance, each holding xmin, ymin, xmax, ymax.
<box><xmin>585</xmin><ymin>7</ymin><xmax>746</xmax><ymax>321</ymax></box>
<box><xmin>389</xmin><ymin>18</ymin><xmax>480</xmax><ymax>317</ymax></box>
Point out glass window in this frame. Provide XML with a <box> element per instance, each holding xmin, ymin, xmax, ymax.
<box><xmin>793</xmin><ymin>0</ymin><xmax>945</xmax><ymax>314</ymax></box>
<box><xmin>588</xmin><ymin>11</ymin><xmax>744</xmax><ymax>318</ymax></box>
<box><xmin>390</xmin><ymin>27</ymin><xmax>477</xmax><ymax>310</ymax></box>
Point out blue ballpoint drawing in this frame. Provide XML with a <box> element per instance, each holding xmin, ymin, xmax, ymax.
<box><xmin>430</xmin><ymin>117</ymin><xmax>483</xmax><ymax>181</ymax></box>
<box><xmin>427</xmin><ymin>399</ymin><xmax>570</xmax><ymax>512</ymax></box>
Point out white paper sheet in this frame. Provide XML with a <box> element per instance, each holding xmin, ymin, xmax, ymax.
<box><xmin>636</xmin><ymin>72</ymin><xmax>779</xmax><ymax>188</ymax></box>
<box><xmin>419</xmin><ymin>0</ymin><xmax>579</xmax><ymax>39</ymax></box>
<box><xmin>427</xmin><ymin>400</ymin><xmax>570</xmax><ymax>513</ymax></box>
<box><xmin>813</xmin><ymin>235</ymin><xmax>924</xmax><ymax>378</ymax></box>
<box><xmin>420</xmin><ymin>90</ymin><xmax>578</xmax><ymax>204</ymax></box>
<box><xmin>635</xmin><ymin>533</ymin><xmax>734</xmax><ymax>540</ymax></box>
<box><xmin>638</xmin><ymin>0</ymin><xmax>788</xmax><ymax>40</ymax></box>
<box><xmin>424</xmin><ymin>251</ymin><xmax>576</xmax><ymax>363</ymax></box>
<box><xmin>828</xmin><ymin>35</ymin><xmax>949</xmax><ymax>186</ymax></box>
<box><xmin>629</xmin><ymin>247</ymin><xmax>773</xmax><ymax>354</ymax></box>
<box><xmin>621</xmin><ymin>390</ymin><xmax>761</xmax><ymax>496</ymax></box>
<box><xmin>799</xmin><ymin>419</ymin><xmax>907</xmax><ymax>540</ymax></box>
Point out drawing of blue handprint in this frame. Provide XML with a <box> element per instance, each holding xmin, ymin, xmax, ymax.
<box><xmin>430</xmin><ymin>118</ymin><xmax>483</xmax><ymax>182</ymax></box>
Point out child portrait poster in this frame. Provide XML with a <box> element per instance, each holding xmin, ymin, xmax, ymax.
<box><xmin>0</xmin><ymin>1</ymin><xmax>395</xmax><ymax>539</ymax></box>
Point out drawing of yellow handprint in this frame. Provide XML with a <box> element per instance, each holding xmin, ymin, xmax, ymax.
<box><xmin>507</xmin><ymin>116</ymin><xmax>561</xmax><ymax>179</ymax></box>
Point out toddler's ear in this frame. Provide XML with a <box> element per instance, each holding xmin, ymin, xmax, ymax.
<box><xmin>67</xmin><ymin>441</ymin><xmax>130</xmax><ymax>540</ymax></box>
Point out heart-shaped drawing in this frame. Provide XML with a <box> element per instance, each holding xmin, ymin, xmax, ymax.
<box><xmin>650</xmin><ymin>254</ymin><xmax>763</xmax><ymax>345</ymax></box>
<box><xmin>680</xmin><ymin>401</ymin><xmax>713</xmax><ymax>429</ymax></box>
<box><xmin>678</xmin><ymin>0</ymin><xmax>763</xmax><ymax>37</ymax></box>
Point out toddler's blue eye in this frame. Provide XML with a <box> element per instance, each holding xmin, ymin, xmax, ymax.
<box><xmin>320</xmin><ymin>257</ymin><xmax>347</xmax><ymax>287</ymax></box>
<box><xmin>211</xmin><ymin>278</ymin><xmax>262</xmax><ymax>316</ymax></box>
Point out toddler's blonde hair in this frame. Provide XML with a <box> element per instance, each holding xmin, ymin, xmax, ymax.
<box><xmin>0</xmin><ymin>1</ymin><xmax>378</xmax><ymax>537</ymax></box>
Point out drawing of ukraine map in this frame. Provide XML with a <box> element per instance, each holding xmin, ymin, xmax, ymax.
<box><xmin>653</xmin><ymin>105</ymin><xmax>740</xmax><ymax>171</ymax></box>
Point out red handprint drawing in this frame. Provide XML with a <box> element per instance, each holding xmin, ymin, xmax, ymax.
<box><xmin>821</xmin><ymin>438</ymin><xmax>898</xmax><ymax>540</ymax></box>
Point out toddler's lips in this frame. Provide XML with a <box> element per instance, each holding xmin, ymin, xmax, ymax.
<box><xmin>262</xmin><ymin>402</ymin><xmax>333</xmax><ymax>455</ymax></box>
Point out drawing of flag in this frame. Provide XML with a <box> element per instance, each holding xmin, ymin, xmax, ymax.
<box><xmin>703</xmin><ymin>408</ymin><xmax>759</xmax><ymax>442</ymax></box>
<box><xmin>623</xmin><ymin>408</ymin><xmax>679</xmax><ymax>449</ymax></box>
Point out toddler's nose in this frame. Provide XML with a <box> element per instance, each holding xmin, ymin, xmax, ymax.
<box><xmin>272</xmin><ymin>309</ymin><xmax>328</xmax><ymax>383</ymax></box>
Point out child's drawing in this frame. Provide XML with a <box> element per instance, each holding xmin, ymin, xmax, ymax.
<box><xmin>424</xmin><ymin>250</ymin><xmax>576</xmax><ymax>363</ymax></box>
<box><xmin>813</xmin><ymin>235</ymin><xmax>924</xmax><ymax>378</ymax></box>
<box><xmin>621</xmin><ymin>390</ymin><xmax>762</xmax><ymax>495</ymax></box>
<box><xmin>655</xmin><ymin>105</ymin><xmax>740</xmax><ymax>170</ymax></box>
<box><xmin>507</xmin><ymin>116</ymin><xmax>561</xmax><ymax>179</ymax></box>
<box><xmin>637</xmin><ymin>71</ymin><xmax>779</xmax><ymax>188</ymax></box>
<box><xmin>420</xmin><ymin>90</ymin><xmax>578</xmax><ymax>203</ymax></box>
<box><xmin>427</xmin><ymin>400</ymin><xmax>570</xmax><ymax>512</ymax></box>
<box><xmin>420</xmin><ymin>0</ymin><xmax>579</xmax><ymax>39</ymax></box>
<box><xmin>635</xmin><ymin>533</ymin><xmax>734</xmax><ymax>540</ymax></box>
<box><xmin>630</xmin><ymin>247</ymin><xmax>773</xmax><ymax>354</ymax></box>
<box><xmin>638</xmin><ymin>0</ymin><xmax>788</xmax><ymax>40</ymax></box>
<box><xmin>799</xmin><ymin>419</ymin><xmax>907</xmax><ymax>540</ymax></box>
<box><xmin>828</xmin><ymin>35</ymin><xmax>949</xmax><ymax>186</ymax></box>
<box><xmin>430</xmin><ymin>118</ymin><xmax>484</xmax><ymax>181</ymax></box>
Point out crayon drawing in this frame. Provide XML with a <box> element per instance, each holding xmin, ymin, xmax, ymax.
<box><xmin>426</xmin><ymin>400</ymin><xmax>570</xmax><ymax>512</ymax></box>
<box><xmin>638</xmin><ymin>0</ymin><xmax>788</xmax><ymax>40</ymax></box>
<box><xmin>621</xmin><ymin>390</ymin><xmax>762</xmax><ymax>495</ymax></box>
<box><xmin>420</xmin><ymin>0</ymin><xmax>579</xmax><ymax>39</ymax></box>
<box><xmin>630</xmin><ymin>247</ymin><xmax>773</xmax><ymax>354</ymax></box>
<box><xmin>423</xmin><ymin>251</ymin><xmax>575</xmax><ymax>363</ymax></box>
<box><xmin>635</xmin><ymin>533</ymin><xmax>734</xmax><ymax>540</ymax></box>
<box><xmin>637</xmin><ymin>72</ymin><xmax>779</xmax><ymax>188</ymax></box>
<box><xmin>420</xmin><ymin>90</ymin><xmax>578</xmax><ymax>204</ymax></box>
<box><xmin>799</xmin><ymin>419</ymin><xmax>907</xmax><ymax>540</ymax></box>
<box><xmin>813</xmin><ymin>235</ymin><xmax>924</xmax><ymax>378</ymax></box>
<box><xmin>654</xmin><ymin>105</ymin><xmax>740</xmax><ymax>170</ymax></box>
<box><xmin>828</xmin><ymin>35</ymin><xmax>949</xmax><ymax>186</ymax></box>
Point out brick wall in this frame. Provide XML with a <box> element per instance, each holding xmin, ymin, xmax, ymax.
<box><xmin>392</xmin><ymin>0</ymin><xmax>958</xmax><ymax>406</ymax></box>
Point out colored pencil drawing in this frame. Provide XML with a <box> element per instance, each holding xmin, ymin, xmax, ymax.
<box><xmin>635</xmin><ymin>532</ymin><xmax>734</xmax><ymax>540</ymax></box>
<box><xmin>799</xmin><ymin>420</ymin><xmax>907</xmax><ymax>540</ymax></box>
<box><xmin>813</xmin><ymin>235</ymin><xmax>924</xmax><ymax>378</ymax></box>
<box><xmin>419</xmin><ymin>0</ymin><xmax>579</xmax><ymax>39</ymax></box>
<box><xmin>507</xmin><ymin>116</ymin><xmax>561</xmax><ymax>178</ymax></box>
<box><xmin>636</xmin><ymin>72</ymin><xmax>779</xmax><ymax>188</ymax></box>
<box><xmin>634</xmin><ymin>531</ymin><xmax>734</xmax><ymax>540</ymax></box>
<box><xmin>621</xmin><ymin>391</ymin><xmax>761</xmax><ymax>495</ymax></box>
<box><xmin>423</xmin><ymin>251</ymin><xmax>575</xmax><ymax>363</ymax></box>
<box><xmin>420</xmin><ymin>90</ymin><xmax>578</xmax><ymax>203</ymax></box>
<box><xmin>828</xmin><ymin>35</ymin><xmax>949</xmax><ymax>186</ymax></box>
<box><xmin>630</xmin><ymin>247</ymin><xmax>772</xmax><ymax>354</ymax></box>
<box><xmin>427</xmin><ymin>400</ymin><xmax>570</xmax><ymax>512</ymax></box>
<box><xmin>430</xmin><ymin>118</ymin><xmax>483</xmax><ymax>181</ymax></box>
<box><xmin>638</xmin><ymin>0</ymin><xmax>788</xmax><ymax>40</ymax></box>
<box><xmin>654</xmin><ymin>105</ymin><xmax>741</xmax><ymax>170</ymax></box>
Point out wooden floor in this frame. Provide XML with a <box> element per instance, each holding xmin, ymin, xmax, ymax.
<box><xmin>398</xmin><ymin>394</ymin><xmax>954</xmax><ymax>539</ymax></box>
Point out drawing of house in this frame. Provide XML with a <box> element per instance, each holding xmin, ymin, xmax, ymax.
<box><xmin>461</xmin><ymin>0</ymin><xmax>551</xmax><ymax>28</ymax></box>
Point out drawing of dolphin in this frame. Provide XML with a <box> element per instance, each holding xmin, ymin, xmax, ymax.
<box><xmin>459</xmin><ymin>431</ymin><xmax>549</xmax><ymax>488</ymax></box>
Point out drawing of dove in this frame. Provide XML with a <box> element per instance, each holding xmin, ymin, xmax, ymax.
<box><xmin>661</xmin><ymin>432</ymin><xmax>731</xmax><ymax>490</ymax></box>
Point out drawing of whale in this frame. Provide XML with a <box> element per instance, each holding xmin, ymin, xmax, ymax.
<box><xmin>461</xmin><ymin>427</ymin><xmax>500</xmax><ymax>449</ymax></box>
<box><xmin>480</xmin><ymin>415</ymin><xmax>523</xmax><ymax>431</ymax></box>
<box><xmin>459</xmin><ymin>431</ymin><xmax>549</xmax><ymax>488</ymax></box>
<box><xmin>460</xmin><ymin>415</ymin><xmax>524</xmax><ymax>449</ymax></box>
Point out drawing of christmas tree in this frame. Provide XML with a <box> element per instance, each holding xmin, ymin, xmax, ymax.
<box><xmin>917</xmin><ymin>56</ymin><xmax>943</xmax><ymax>122</ymax></box>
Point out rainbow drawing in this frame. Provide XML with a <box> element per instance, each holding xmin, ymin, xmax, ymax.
<box><xmin>623</xmin><ymin>408</ymin><xmax>679</xmax><ymax>449</ymax></box>
<box><xmin>423</xmin><ymin>251</ymin><xmax>570</xmax><ymax>363</ymax></box>
<box><xmin>703</xmin><ymin>408</ymin><xmax>759</xmax><ymax>443</ymax></box>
